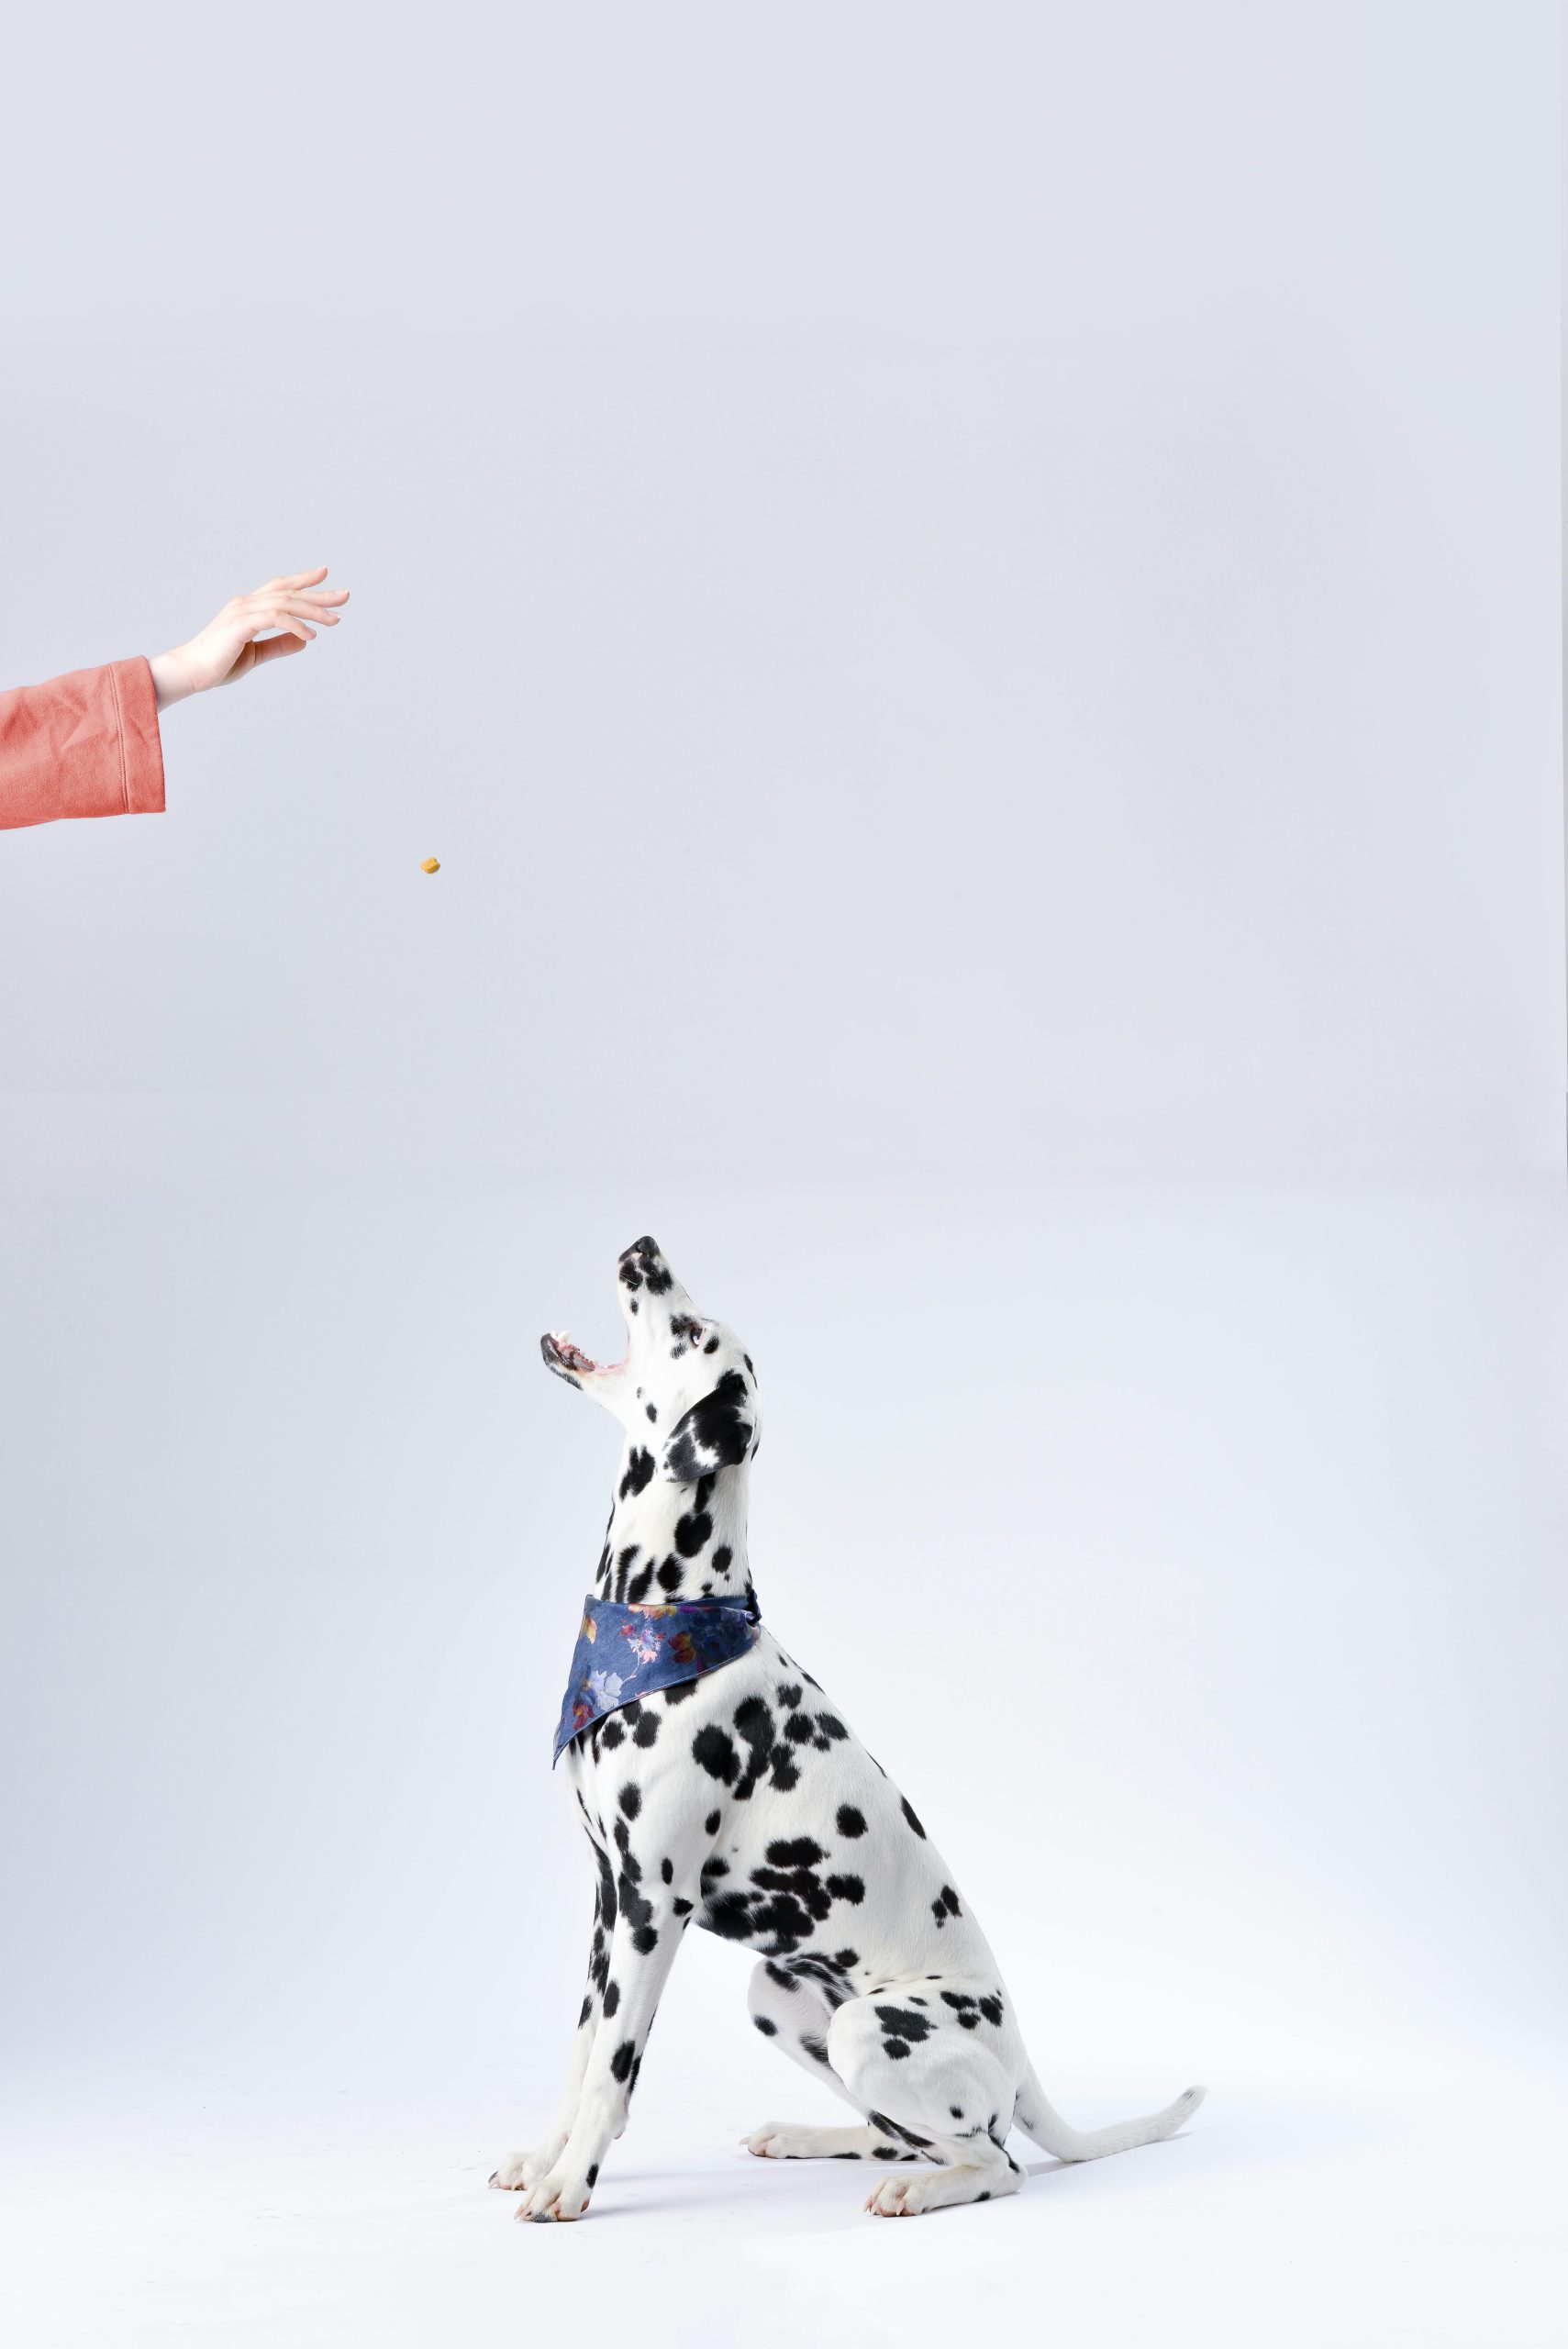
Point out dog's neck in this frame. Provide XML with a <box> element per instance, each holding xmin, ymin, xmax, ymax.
<box><xmin>593</xmin><ymin>1449</ymin><xmax>752</xmax><ymax>1609</ymax></box>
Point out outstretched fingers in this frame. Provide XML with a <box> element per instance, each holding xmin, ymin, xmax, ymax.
<box><xmin>261</xmin><ymin>565</ymin><xmax>350</xmax><ymax>600</ymax></box>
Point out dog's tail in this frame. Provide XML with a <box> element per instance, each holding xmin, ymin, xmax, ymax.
<box><xmin>1012</xmin><ymin>2064</ymin><xmax>1206</xmax><ymax>2163</ymax></box>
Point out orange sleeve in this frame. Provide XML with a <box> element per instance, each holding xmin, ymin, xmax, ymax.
<box><xmin>0</xmin><ymin>657</ymin><xmax>166</xmax><ymax>832</ymax></box>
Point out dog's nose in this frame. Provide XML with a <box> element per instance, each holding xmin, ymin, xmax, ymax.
<box><xmin>620</xmin><ymin>1234</ymin><xmax>661</xmax><ymax>1264</ymax></box>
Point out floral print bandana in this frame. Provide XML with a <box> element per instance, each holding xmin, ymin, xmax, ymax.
<box><xmin>553</xmin><ymin>1589</ymin><xmax>762</xmax><ymax>1765</ymax></box>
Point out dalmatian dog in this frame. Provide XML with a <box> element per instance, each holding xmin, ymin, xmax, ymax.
<box><xmin>492</xmin><ymin>1237</ymin><xmax>1204</xmax><ymax>2221</ymax></box>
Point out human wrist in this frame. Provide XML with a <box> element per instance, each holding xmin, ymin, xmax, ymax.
<box><xmin>148</xmin><ymin>647</ymin><xmax>196</xmax><ymax>710</ymax></box>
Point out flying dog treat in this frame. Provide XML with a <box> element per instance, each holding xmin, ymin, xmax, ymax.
<box><xmin>420</xmin><ymin>857</ymin><xmax>440</xmax><ymax>874</ymax></box>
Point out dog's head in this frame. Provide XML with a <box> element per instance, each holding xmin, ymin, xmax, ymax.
<box><xmin>540</xmin><ymin>1236</ymin><xmax>762</xmax><ymax>1486</ymax></box>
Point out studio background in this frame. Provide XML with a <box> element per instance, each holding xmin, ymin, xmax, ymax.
<box><xmin>1</xmin><ymin>6</ymin><xmax>1563</xmax><ymax>2345</ymax></box>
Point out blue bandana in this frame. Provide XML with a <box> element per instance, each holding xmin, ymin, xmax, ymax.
<box><xmin>553</xmin><ymin>1590</ymin><xmax>762</xmax><ymax>1765</ymax></box>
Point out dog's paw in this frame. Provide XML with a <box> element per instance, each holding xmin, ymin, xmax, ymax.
<box><xmin>866</xmin><ymin>2172</ymin><xmax>920</xmax><ymax>2217</ymax></box>
<box><xmin>489</xmin><ymin>2138</ymin><xmax>564</xmax><ymax>2192</ymax></box>
<box><xmin>515</xmin><ymin>2166</ymin><xmax>594</xmax><ymax>2223</ymax></box>
<box><xmin>865</xmin><ymin>2164</ymin><xmax>1019</xmax><ymax>2217</ymax></box>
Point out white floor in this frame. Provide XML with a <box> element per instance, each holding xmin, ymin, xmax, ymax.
<box><xmin>6</xmin><ymin>2048</ymin><xmax>1564</xmax><ymax>2349</ymax></box>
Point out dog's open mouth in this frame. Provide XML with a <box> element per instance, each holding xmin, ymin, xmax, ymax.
<box><xmin>541</xmin><ymin>1330</ymin><xmax>616</xmax><ymax>1378</ymax></box>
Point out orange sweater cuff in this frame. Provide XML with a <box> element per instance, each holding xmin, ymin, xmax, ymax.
<box><xmin>110</xmin><ymin>655</ymin><xmax>166</xmax><ymax>816</ymax></box>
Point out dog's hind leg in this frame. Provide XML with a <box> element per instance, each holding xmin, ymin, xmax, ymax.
<box><xmin>740</xmin><ymin>1960</ymin><xmax>923</xmax><ymax>2164</ymax></box>
<box><xmin>743</xmin><ymin>2120</ymin><xmax>928</xmax><ymax>2162</ymax></box>
<box><xmin>827</xmin><ymin>1994</ymin><xmax>1025</xmax><ymax>2218</ymax></box>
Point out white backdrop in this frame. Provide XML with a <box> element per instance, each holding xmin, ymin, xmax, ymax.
<box><xmin>1</xmin><ymin>6</ymin><xmax>1563</xmax><ymax>2346</ymax></box>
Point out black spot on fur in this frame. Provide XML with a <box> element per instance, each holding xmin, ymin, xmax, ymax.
<box><xmin>657</xmin><ymin>1558</ymin><xmax>684</xmax><ymax>1592</ymax></box>
<box><xmin>618</xmin><ymin>1447</ymin><xmax>655</xmax><ymax>1500</ymax></box>
<box><xmin>706</xmin><ymin>1809</ymin><xmax>722</xmax><ymax>1835</ymax></box>
<box><xmin>901</xmin><ymin>1798</ymin><xmax>927</xmax><ymax>1839</ymax></box>
<box><xmin>693</xmin><ymin>1725</ymin><xmax>739</xmax><ymax>1782</ymax></box>
<box><xmin>868</xmin><ymin>2110</ymin><xmax>933</xmax><ymax>2150</ymax></box>
<box><xmin>800</xmin><ymin>2033</ymin><xmax>830</xmax><ymax>2066</ymax></box>
<box><xmin>586</xmin><ymin>2163</ymin><xmax>600</xmax><ymax>2186</ymax></box>
<box><xmin>609</xmin><ymin>2039</ymin><xmax>636</xmax><ymax>2082</ymax></box>
<box><xmin>825</xmin><ymin>1874</ymin><xmax>864</xmax><ymax>1904</ymax></box>
<box><xmin>674</xmin><ymin>1509</ymin><xmax>712</xmax><ymax>1557</ymax></box>
<box><xmin>731</xmin><ymin>1695</ymin><xmax>777</xmax><ymax>1799</ymax></box>
<box><xmin>603</xmin><ymin>1980</ymin><xmax>620</xmax><ymax>2017</ymax></box>
<box><xmin>618</xmin><ymin>1783</ymin><xmax>640</xmax><ymax>1819</ymax></box>
<box><xmin>766</xmin><ymin>1838</ymin><xmax>826</xmax><ymax>1868</ymax></box>
<box><xmin>836</xmin><ymin>1806</ymin><xmax>867</xmax><ymax>1838</ymax></box>
<box><xmin>753</xmin><ymin>2014</ymin><xmax>777</xmax><ymax>2035</ymax></box>
<box><xmin>704</xmin><ymin>1892</ymin><xmax>754</xmax><ymax>1940</ymax></box>
<box><xmin>875</xmin><ymin>2004</ymin><xmax>934</xmax><ymax>2043</ymax></box>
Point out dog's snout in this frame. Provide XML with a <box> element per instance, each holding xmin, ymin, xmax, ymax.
<box><xmin>618</xmin><ymin>1236</ymin><xmax>673</xmax><ymax>1297</ymax></box>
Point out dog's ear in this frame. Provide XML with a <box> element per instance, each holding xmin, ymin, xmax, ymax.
<box><xmin>661</xmin><ymin>1369</ymin><xmax>756</xmax><ymax>1484</ymax></box>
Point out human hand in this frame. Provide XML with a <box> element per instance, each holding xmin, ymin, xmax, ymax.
<box><xmin>148</xmin><ymin>568</ymin><xmax>349</xmax><ymax>708</ymax></box>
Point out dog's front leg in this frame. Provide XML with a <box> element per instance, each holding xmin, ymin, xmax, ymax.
<box><xmin>492</xmin><ymin>1836</ymin><xmax>617</xmax><ymax>2192</ymax></box>
<box><xmin>513</xmin><ymin>1845</ymin><xmax>694</xmax><ymax>2222</ymax></box>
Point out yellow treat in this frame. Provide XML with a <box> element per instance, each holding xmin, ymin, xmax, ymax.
<box><xmin>420</xmin><ymin>856</ymin><xmax>440</xmax><ymax>874</ymax></box>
